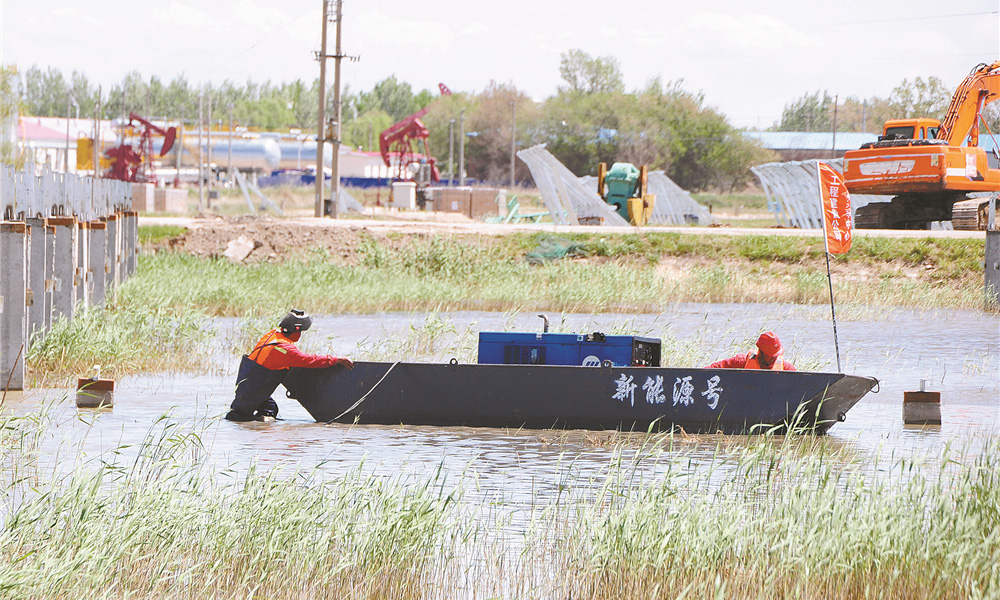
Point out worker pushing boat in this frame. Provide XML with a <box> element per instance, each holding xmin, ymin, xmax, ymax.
<box><xmin>268</xmin><ymin>318</ymin><xmax>876</xmax><ymax>435</ymax></box>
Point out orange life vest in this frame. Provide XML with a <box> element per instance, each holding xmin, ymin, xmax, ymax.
<box><xmin>248</xmin><ymin>329</ymin><xmax>296</xmax><ymax>369</ymax></box>
<box><xmin>745</xmin><ymin>353</ymin><xmax>785</xmax><ymax>370</ymax></box>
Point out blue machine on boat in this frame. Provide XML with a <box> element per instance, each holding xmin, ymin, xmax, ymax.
<box><xmin>477</xmin><ymin>331</ymin><xmax>661</xmax><ymax>367</ymax></box>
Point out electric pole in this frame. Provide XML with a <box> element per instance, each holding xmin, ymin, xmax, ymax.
<box><xmin>330</xmin><ymin>0</ymin><xmax>344</xmax><ymax>219</ymax></box>
<box><xmin>198</xmin><ymin>91</ymin><xmax>204</xmax><ymax>212</ymax></box>
<box><xmin>458</xmin><ymin>110</ymin><xmax>465</xmax><ymax>186</ymax></box>
<box><xmin>448</xmin><ymin>119</ymin><xmax>454</xmax><ymax>186</ymax></box>
<box><xmin>315</xmin><ymin>0</ymin><xmax>330</xmax><ymax>218</ymax></box>
<box><xmin>509</xmin><ymin>99</ymin><xmax>516</xmax><ymax>189</ymax></box>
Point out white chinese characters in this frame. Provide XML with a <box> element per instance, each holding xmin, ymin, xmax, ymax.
<box><xmin>611</xmin><ymin>372</ymin><xmax>725</xmax><ymax>411</ymax></box>
<box><xmin>612</xmin><ymin>374</ymin><xmax>637</xmax><ymax>407</ymax></box>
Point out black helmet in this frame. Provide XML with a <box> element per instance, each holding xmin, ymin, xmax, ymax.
<box><xmin>279</xmin><ymin>309</ymin><xmax>313</xmax><ymax>334</ymax></box>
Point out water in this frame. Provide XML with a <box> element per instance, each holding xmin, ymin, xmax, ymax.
<box><xmin>5</xmin><ymin>304</ymin><xmax>999</xmax><ymax>502</ymax></box>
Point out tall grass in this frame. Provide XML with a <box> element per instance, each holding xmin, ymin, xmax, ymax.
<box><xmin>125</xmin><ymin>231</ymin><xmax>987</xmax><ymax>316</ymax></box>
<box><xmin>1</xmin><ymin>410</ymin><xmax>997</xmax><ymax>599</ymax></box>
<box><xmin>25</xmin><ymin>303</ymin><xmax>215</xmax><ymax>386</ymax></box>
<box><xmin>542</xmin><ymin>435</ymin><xmax>1000</xmax><ymax>599</ymax></box>
<box><xmin>0</xmin><ymin>413</ymin><xmax>457</xmax><ymax>599</ymax></box>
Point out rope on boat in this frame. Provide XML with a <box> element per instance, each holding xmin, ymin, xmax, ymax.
<box><xmin>328</xmin><ymin>361</ymin><xmax>400</xmax><ymax>424</ymax></box>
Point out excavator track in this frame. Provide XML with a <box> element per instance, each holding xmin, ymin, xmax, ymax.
<box><xmin>952</xmin><ymin>196</ymin><xmax>999</xmax><ymax>231</ymax></box>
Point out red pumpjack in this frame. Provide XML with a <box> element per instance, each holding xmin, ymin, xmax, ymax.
<box><xmin>105</xmin><ymin>113</ymin><xmax>177</xmax><ymax>183</ymax></box>
<box><xmin>378</xmin><ymin>83</ymin><xmax>451</xmax><ymax>206</ymax></box>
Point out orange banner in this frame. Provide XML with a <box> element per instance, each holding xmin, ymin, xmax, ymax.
<box><xmin>817</xmin><ymin>162</ymin><xmax>852</xmax><ymax>254</ymax></box>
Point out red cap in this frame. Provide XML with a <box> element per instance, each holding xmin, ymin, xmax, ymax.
<box><xmin>756</xmin><ymin>332</ymin><xmax>784</xmax><ymax>357</ymax></box>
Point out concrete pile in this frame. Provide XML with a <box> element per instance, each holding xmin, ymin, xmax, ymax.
<box><xmin>1</xmin><ymin>163</ymin><xmax>136</xmax><ymax>391</ymax></box>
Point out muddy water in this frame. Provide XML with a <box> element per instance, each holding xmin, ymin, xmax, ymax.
<box><xmin>6</xmin><ymin>304</ymin><xmax>999</xmax><ymax>502</ymax></box>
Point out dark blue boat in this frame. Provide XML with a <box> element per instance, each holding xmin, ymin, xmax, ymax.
<box><xmin>284</xmin><ymin>361</ymin><xmax>877</xmax><ymax>434</ymax></box>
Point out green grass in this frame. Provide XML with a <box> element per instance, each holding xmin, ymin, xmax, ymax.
<box><xmin>24</xmin><ymin>229</ymin><xmax>988</xmax><ymax>383</ymax></box>
<box><xmin>25</xmin><ymin>303</ymin><xmax>215</xmax><ymax>386</ymax></box>
<box><xmin>692</xmin><ymin>192</ymin><xmax>771</xmax><ymax>212</ymax></box>
<box><xmin>123</xmin><ymin>231</ymin><xmax>987</xmax><ymax>315</ymax></box>
<box><xmin>137</xmin><ymin>224</ymin><xmax>188</xmax><ymax>246</ymax></box>
<box><xmin>1</xmin><ymin>410</ymin><xmax>997</xmax><ymax>599</ymax></box>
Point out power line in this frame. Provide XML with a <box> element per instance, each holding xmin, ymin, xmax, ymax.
<box><xmin>828</xmin><ymin>10</ymin><xmax>997</xmax><ymax>27</ymax></box>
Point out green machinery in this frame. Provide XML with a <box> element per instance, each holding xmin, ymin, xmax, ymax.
<box><xmin>597</xmin><ymin>162</ymin><xmax>656</xmax><ymax>226</ymax></box>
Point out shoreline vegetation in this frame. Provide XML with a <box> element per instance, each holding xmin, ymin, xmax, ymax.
<box><xmin>23</xmin><ymin>224</ymin><xmax>990</xmax><ymax>385</ymax></box>
<box><xmin>140</xmin><ymin>225</ymin><xmax>986</xmax><ymax>314</ymax></box>
<box><xmin>1</xmin><ymin>411</ymin><xmax>997</xmax><ymax>599</ymax></box>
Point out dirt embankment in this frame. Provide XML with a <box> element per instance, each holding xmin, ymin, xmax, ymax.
<box><xmin>144</xmin><ymin>215</ymin><xmax>970</xmax><ymax>285</ymax></box>
<box><xmin>151</xmin><ymin>215</ymin><xmax>490</xmax><ymax>264</ymax></box>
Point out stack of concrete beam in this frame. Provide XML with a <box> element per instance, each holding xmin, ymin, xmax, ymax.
<box><xmin>751</xmin><ymin>159</ymin><xmax>893</xmax><ymax>229</ymax></box>
<box><xmin>1</xmin><ymin>163</ymin><xmax>135</xmax><ymax>391</ymax></box>
<box><xmin>516</xmin><ymin>144</ymin><xmax>628</xmax><ymax>226</ymax></box>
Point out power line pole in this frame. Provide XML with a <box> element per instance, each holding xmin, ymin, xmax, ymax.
<box><xmin>458</xmin><ymin>109</ymin><xmax>465</xmax><ymax>186</ymax></box>
<box><xmin>330</xmin><ymin>0</ymin><xmax>344</xmax><ymax>219</ymax></box>
<box><xmin>832</xmin><ymin>94</ymin><xmax>838</xmax><ymax>155</ymax></box>
<box><xmin>315</xmin><ymin>0</ymin><xmax>330</xmax><ymax>218</ymax></box>
<box><xmin>227</xmin><ymin>103</ymin><xmax>234</xmax><ymax>185</ymax></box>
<box><xmin>206</xmin><ymin>92</ymin><xmax>212</xmax><ymax>207</ymax></box>
<box><xmin>509</xmin><ymin>99</ymin><xmax>516</xmax><ymax>189</ymax></box>
<box><xmin>198</xmin><ymin>91</ymin><xmax>204</xmax><ymax>212</ymax></box>
<box><xmin>447</xmin><ymin>119</ymin><xmax>454</xmax><ymax>185</ymax></box>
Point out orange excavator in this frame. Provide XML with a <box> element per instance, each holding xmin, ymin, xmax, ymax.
<box><xmin>843</xmin><ymin>61</ymin><xmax>1000</xmax><ymax>230</ymax></box>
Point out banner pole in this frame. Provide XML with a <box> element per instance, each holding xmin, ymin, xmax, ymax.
<box><xmin>824</xmin><ymin>249</ymin><xmax>842</xmax><ymax>372</ymax></box>
<box><xmin>817</xmin><ymin>162</ymin><xmax>843</xmax><ymax>372</ymax></box>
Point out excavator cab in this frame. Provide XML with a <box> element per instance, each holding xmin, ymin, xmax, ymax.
<box><xmin>877</xmin><ymin>118</ymin><xmax>941</xmax><ymax>142</ymax></box>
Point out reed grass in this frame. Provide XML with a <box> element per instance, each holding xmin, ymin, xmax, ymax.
<box><xmin>0</xmin><ymin>413</ymin><xmax>456</xmax><ymax>599</ymax></box>
<box><xmin>539</xmin><ymin>435</ymin><xmax>1000</xmax><ymax>599</ymax></box>
<box><xmin>126</xmin><ymin>228</ymin><xmax>988</xmax><ymax>316</ymax></box>
<box><xmin>25</xmin><ymin>303</ymin><xmax>216</xmax><ymax>386</ymax></box>
<box><xmin>1</xmin><ymin>410</ymin><xmax>997</xmax><ymax>599</ymax></box>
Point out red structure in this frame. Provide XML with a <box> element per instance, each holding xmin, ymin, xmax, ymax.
<box><xmin>105</xmin><ymin>112</ymin><xmax>177</xmax><ymax>183</ymax></box>
<box><xmin>378</xmin><ymin>83</ymin><xmax>451</xmax><ymax>183</ymax></box>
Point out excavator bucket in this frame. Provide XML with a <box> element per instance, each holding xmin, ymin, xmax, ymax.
<box><xmin>160</xmin><ymin>127</ymin><xmax>177</xmax><ymax>156</ymax></box>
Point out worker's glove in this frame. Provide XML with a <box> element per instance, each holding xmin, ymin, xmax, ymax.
<box><xmin>336</xmin><ymin>357</ymin><xmax>355</xmax><ymax>370</ymax></box>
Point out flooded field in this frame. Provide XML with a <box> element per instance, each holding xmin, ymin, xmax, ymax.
<box><xmin>6</xmin><ymin>303</ymin><xmax>998</xmax><ymax>494</ymax></box>
<box><xmin>4</xmin><ymin>303</ymin><xmax>998</xmax><ymax>598</ymax></box>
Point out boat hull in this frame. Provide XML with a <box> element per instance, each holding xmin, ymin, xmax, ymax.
<box><xmin>284</xmin><ymin>362</ymin><xmax>877</xmax><ymax>434</ymax></box>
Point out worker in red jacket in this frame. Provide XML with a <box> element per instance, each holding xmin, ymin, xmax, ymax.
<box><xmin>225</xmin><ymin>309</ymin><xmax>354</xmax><ymax>421</ymax></box>
<box><xmin>707</xmin><ymin>331</ymin><xmax>796</xmax><ymax>371</ymax></box>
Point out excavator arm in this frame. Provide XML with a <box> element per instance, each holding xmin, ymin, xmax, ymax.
<box><xmin>937</xmin><ymin>61</ymin><xmax>1000</xmax><ymax>147</ymax></box>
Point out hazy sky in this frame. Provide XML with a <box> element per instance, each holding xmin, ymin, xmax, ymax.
<box><xmin>2</xmin><ymin>0</ymin><xmax>997</xmax><ymax>128</ymax></box>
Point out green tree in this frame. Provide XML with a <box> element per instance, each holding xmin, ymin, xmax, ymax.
<box><xmin>773</xmin><ymin>91</ymin><xmax>834</xmax><ymax>132</ymax></box>
<box><xmin>888</xmin><ymin>76</ymin><xmax>951</xmax><ymax>120</ymax></box>
<box><xmin>1</xmin><ymin>64</ymin><xmax>25</xmax><ymax>166</ymax></box>
<box><xmin>22</xmin><ymin>65</ymin><xmax>68</xmax><ymax>117</ymax></box>
<box><xmin>558</xmin><ymin>49</ymin><xmax>624</xmax><ymax>94</ymax></box>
